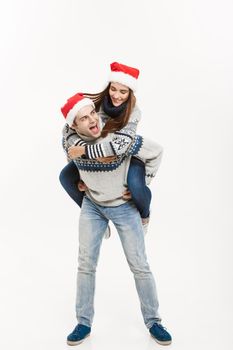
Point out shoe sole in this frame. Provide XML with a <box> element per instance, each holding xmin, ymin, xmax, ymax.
<box><xmin>67</xmin><ymin>333</ymin><xmax>90</xmax><ymax>346</ymax></box>
<box><xmin>150</xmin><ymin>334</ymin><xmax>172</xmax><ymax>346</ymax></box>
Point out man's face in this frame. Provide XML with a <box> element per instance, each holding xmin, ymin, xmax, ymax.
<box><xmin>72</xmin><ymin>105</ymin><xmax>101</xmax><ymax>138</ymax></box>
<box><xmin>109</xmin><ymin>82</ymin><xmax>130</xmax><ymax>106</ymax></box>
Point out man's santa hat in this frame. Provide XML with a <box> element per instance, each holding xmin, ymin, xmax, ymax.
<box><xmin>108</xmin><ymin>62</ymin><xmax>140</xmax><ymax>92</ymax></box>
<box><xmin>61</xmin><ymin>93</ymin><xmax>94</xmax><ymax>126</ymax></box>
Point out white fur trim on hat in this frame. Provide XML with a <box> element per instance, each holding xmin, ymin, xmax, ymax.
<box><xmin>108</xmin><ymin>71</ymin><xmax>137</xmax><ymax>92</ymax></box>
<box><xmin>66</xmin><ymin>98</ymin><xmax>94</xmax><ymax>126</ymax></box>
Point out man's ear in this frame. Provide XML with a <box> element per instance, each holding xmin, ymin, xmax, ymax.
<box><xmin>71</xmin><ymin>121</ymin><xmax>77</xmax><ymax>129</ymax></box>
<box><xmin>71</xmin><ymin>115</ymin><xmax>79</xmax><ymax>129</ymax></box>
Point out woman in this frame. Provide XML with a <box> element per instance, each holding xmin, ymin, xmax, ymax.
<box><xmin>60</xmin><ymin>62</ymin><xmax>152</xmax><ymax>233</ymax></box>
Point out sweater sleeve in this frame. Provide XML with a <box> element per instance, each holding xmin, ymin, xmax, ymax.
<box><xmin>62</xmin><ymin>124</ymin><xmax>87</xmax><ymax>163</ymax></box>
<box><xmin>62</xmin><ymin>135</ymin><xmax>71</xmax><ymax>163</ymax></box>
<box><xmin>62</xmin><ymin>124</ymin><xmax>87</xmax><ymax>147</ymax></box>
<box><xmin>85</xmin><ymin>106</ymin><xmax>141</xmax><ymax>159</ymax></box>
<box><xmin>133</xmin><ymin>137</ymin><xmax>164</xmax><ymax>186</ymax></box>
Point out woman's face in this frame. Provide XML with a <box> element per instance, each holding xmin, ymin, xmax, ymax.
<box><xmin>109</xmin><ymin>82</ymin><xmax>130</xmax><ymax>107</ymax></box>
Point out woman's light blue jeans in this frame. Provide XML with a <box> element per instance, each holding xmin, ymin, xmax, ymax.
<box><xmin>76</xmin><ymin>196</ymin><xmax>161</xmax><ymax>329</ymax></box>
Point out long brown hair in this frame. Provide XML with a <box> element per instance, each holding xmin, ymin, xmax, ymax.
<box><xmin>83</xmin><ymin>83</ymin><xmax>136</xmax><ymax>138</ymax></box>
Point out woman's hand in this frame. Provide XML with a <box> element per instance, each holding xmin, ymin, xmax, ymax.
<box><xmin>96</xmin><ymin>156</ymin><xmax>117</xmax><ymax>163</ymax></box>
<box><xmin>68</xmin><ymin>146</ymin><xmax>85</xmax><ymax>159</ymax></box>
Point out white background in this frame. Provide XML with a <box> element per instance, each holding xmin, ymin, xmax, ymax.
<box><xmin>0</xmin><ymin>1</ymin><xmax>233</xmax><ymax>349</ymax></box>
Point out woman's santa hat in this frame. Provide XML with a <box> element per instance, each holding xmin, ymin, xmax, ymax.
<box><xmin>108</xmin><ymin>62</ymin><xmax>140</xmax><ymax>92</ymax></box>
<box><xmin>61</xmin><ymin>93</ymin><xmax>94</xmax><ymax>126</ymax></box>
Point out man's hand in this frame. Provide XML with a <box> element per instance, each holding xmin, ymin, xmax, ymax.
<box><xmin>68</xmin><ymin>146</ymin><xmax>85</xmax><ymax>159</ymax></box>
<box><xmin>122</xmin><ymin>189</ymin><xmax>132</xmax><ymax>200</ymax></box>
<box><xmin>78</xmin><ymin>181</ymin><xmax>88</xmax><ymax>192</ymax></box>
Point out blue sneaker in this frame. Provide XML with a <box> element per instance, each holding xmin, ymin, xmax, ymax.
<box><xmin>149</xmin><ymin>323</ymin><xmax>172</xmax><ymax>345</ymax></box>
<box><xmin>67</xmin><ymin>324</ymin><xmax>91</xmax><ymax>346</ymax></box>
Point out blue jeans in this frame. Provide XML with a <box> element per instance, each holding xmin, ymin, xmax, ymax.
<box><xmin>59</xmin><ymin>161</ymin><xmax>84</xmax><ymax>207</ymax></box>
<box><xmin>127</xmin><ymin>157</ymin><xmax>151</xmax><ymax>218</ymax></box>
<box><xmin>76</xmin><ymin>196</ymin><xmax>161</xmax><ymax>328</ymax></box>
<box><xmin>59</xmin><ymin>157</ymin><xmax>151</xmax><ymax>217</ymax></box>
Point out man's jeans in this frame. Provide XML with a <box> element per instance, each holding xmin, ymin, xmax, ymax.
<box><xmin>76</xmin><ymin>196</ymin><xmax>161</xmax><ymax>329</ymax></box>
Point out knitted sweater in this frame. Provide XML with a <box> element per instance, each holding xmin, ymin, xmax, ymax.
<box><xmin>63</xmin><ymin>105</ymin><xmax>141</xmax><ymax>158</ymax></box>
<box><xmin>62</xmin><ymin>137</ymin><xmax>163</xmax><ymax>208</ymax></box>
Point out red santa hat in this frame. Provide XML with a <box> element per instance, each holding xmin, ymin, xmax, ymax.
<box><xmin>61</xmin><ymin>93</ymin><xmax>94</xmax><ymax>126</ymax></box>
<box><xmin>108</xmin><ymin>62</ymin><xmax>140</xmax><ymax>92</ymax></box>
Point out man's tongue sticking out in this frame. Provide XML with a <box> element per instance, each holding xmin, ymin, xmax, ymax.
<box><xmin>90</xmin><ymin>124</ymin><xmax>99</xmax><ymax>135</ymax></box>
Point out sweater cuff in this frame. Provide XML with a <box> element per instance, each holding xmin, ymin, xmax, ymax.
<box><xmin>85</xmin><ymin>145</ymin><xmax>90</xmax><ymax>159</ymax></box>
<box><xmin>145</xmin><ymin>174</ymin><xmax>155</xmax><ymax>186</ymax></box>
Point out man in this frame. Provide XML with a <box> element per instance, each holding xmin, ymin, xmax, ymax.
<box><xmin>60</xmin><ymin>93</ymin><xmax>172</xmax><ymax>346</ymax></box>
